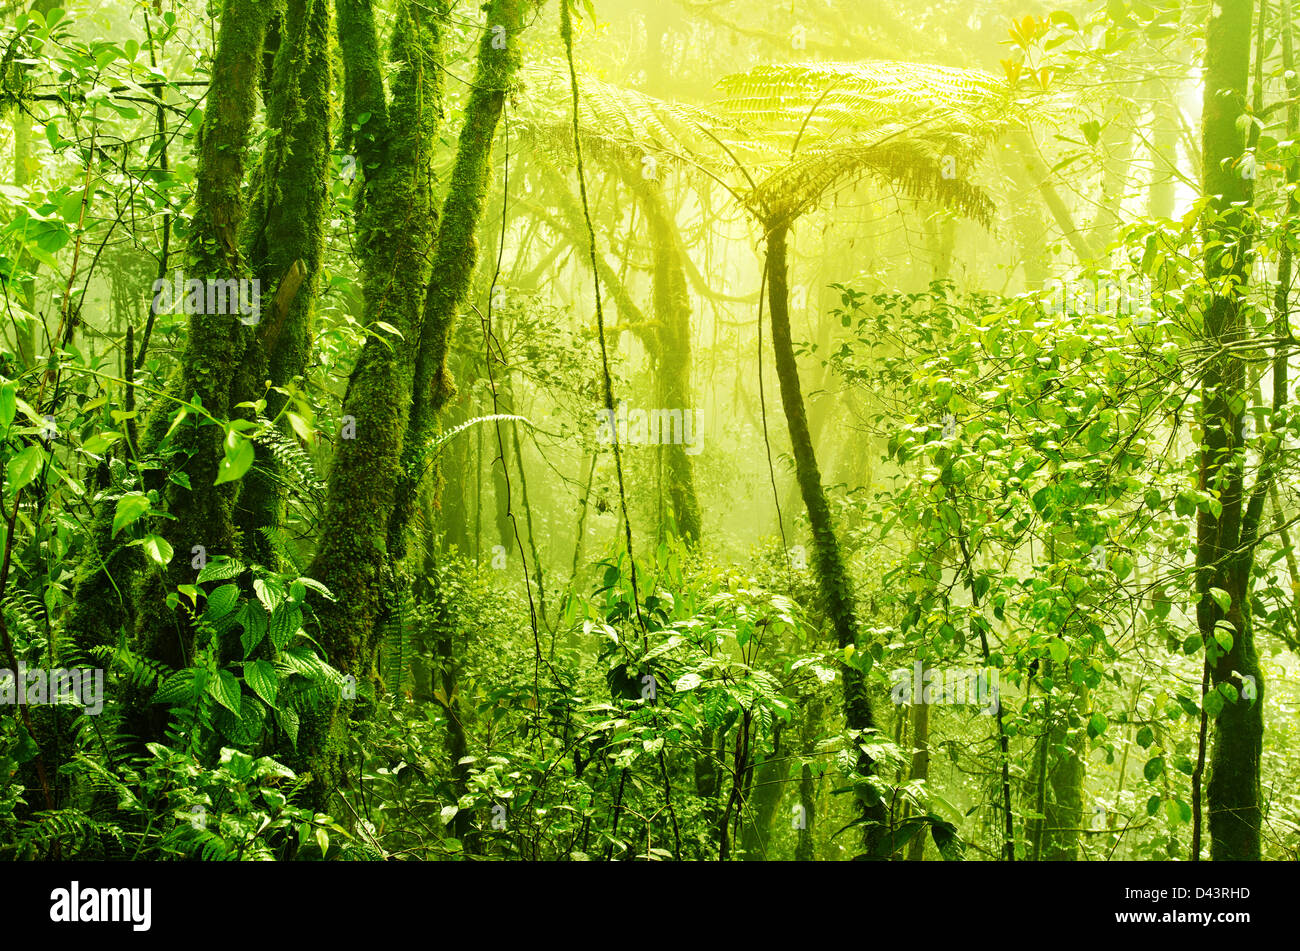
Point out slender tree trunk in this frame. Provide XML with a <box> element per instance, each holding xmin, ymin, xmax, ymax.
<box><xmin>765</xmin><ymin>219</ymin><xmax>888</xmax><ymax>858</ymax></box>
<box><xmin>390</xmin><ymin>0</ymin><xmax>526</xmax><ymax>557</ymax></box>
<box><xmin>906</xmin><ymin>669</ymin><xmax>930</xmax><ymax>861</ymax></box>
<box><xmin>1196</xmin><ymin>0</ymin><xmax>1264</xmax><ymax>862</ymax></box>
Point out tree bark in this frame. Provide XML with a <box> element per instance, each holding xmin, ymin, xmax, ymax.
<box><xmin>765</xmin><ymin>220</ymin><xmax>888</xmax><ymax>858</ymax></box>
<box><xmin>1196</xmin><ymin>0</ymin><xmax>1264</xmax><ymax>862</ymax></box>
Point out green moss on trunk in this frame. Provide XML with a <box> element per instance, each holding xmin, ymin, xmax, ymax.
<box><xmin>235</xmin><ymin>0</ymin><xmax>332</xmax><ymax>568</ymax></box>
<box><xmin>766</xmin><ymin>221</ymin><xmax>888</xmax><ymax>858</ymax></box>
<box><xmin>390</xmin><ymin>0</ymin><xmax>526</xmax><ymax>558</ymax></box>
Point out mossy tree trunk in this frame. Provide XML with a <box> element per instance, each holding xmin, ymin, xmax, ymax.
<box><xmin>638</xmin><ymin>180</ymin><xmax>702</xmax><ymax>546</ymax></box>
<box><xmin>1195</xmin><ymin>0</ymin><xmax>1266</xmax><ymax>862</ymax></box>
<box><xmin>305</xmin><ymin>0</ymin><xmax>442</xmax><ymax>753</ymax></box>
<box><xmin>234</xmin><ymin>0</ymin><xmax>332</xmax><ymax>569</ymax></box>
<box><xmin>390</xmin><ymin>0</ymin><xmax>526</xmax><ymax>559</ymax></box>
<box><xmin>764</xmin><ymin>219</ymin><xmax>889</xmax><ymax>858</ymax></box>
<box><xmin>135</xmin><ymin>0</ymin><xmax>274</xmax><ymax>673</ymax></box>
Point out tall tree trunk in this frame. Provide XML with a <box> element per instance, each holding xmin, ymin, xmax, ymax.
<box><xmin>390</xmin><ymin>0</ymin><xmax>526</xmax><ymax>558</ymax></box>
<box><xmin>630</xmin><ymin>180</ymin><xmax>702</xmax><ymax>545</ymax></box>
<box><xmin>1196</xmin><ymin>0</ymin><xmax>1264</xmax><ymax>862</ymax></box>
<box><xmin>302</xmin><ymin>0</ymin><xmax>442</xmax><ymax>787</ymax></box>
<box><xmin>235</xmin><ymin>0</ymin><xmax>332</xmax><ymax>569</ymax></box>
<box><xmin>135</xmin><ymin>0</ymin><xmax>274</xmax><ymax>672</ymax></box>
<box><xmin>765</xmin><ymin>220</ymin><xmax>888</xmax><ymax>858</ymax></box>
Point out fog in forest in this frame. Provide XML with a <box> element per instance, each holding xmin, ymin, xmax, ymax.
<box><xmin>0</xmin><ymin>0</ymin><xmax>1296</xmax><ymax>884</ymax></box>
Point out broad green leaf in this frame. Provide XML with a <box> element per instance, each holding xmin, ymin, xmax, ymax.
<box><xmin>0</xmin><ymin>382</ymin><xmax>15</xmax><ymax>429</ymax></box>
<box><xmin>1208</xmin><ymin>587</ymin><xmax>1231</xmax><ymax>613</ymax></box>
<box><xmin>268</xmin><ymin>605</ymin><xmax>302</xmax><ymax>651</ymax></box>
<box><xmin>239</xmin><ymin>601</ymin><xmax>268</xmax><ymax>656</ymax></box>
<box><xmin>138</xmin><ymin>534</ymin><xmax>173</xmax><ymax>567</ymax></box>
<box><xmin>112</xmin><ymin>492</ymin><xmax>150</xmax><ymax>536</ymax></box>
<box><xmin>197</xmin><ymin>557</ymin><xmax>245</xmax><ymax>583</ymax></box>
<box><xmin>6</xmin><ymin>444</ymin><xmax>44</xmax><ymax>494</ymax></box>
<box><xmin>208</xmin><ymin>668</ymin><xmax>242</xmax><ymax>716</ymax></box>
<box><xmin>214</xmin><ymin>431</ymin><xmax>255</xmax><ymax>485</ymax></box>
<box><xmin>244</xmin><ymin>659</ymin><xmax>278</xmax><ymax>709</ymax></box>
<box><xmin>205</xmin><ymin>583</ymin><xmax>240</xmax><ymax>621</ymax></box>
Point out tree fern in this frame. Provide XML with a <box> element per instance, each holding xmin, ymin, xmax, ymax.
<box><xmin>750</xmin><ymin>128</ymin><xmax>996</xmax><ymax>225</ymax></box>
<box><xmin>716</xmin><ymin>60</ymin><xmax>1015</xmax><ymax>139</ymax></box>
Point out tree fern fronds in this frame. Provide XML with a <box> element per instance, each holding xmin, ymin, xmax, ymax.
<box><xmin>717</xmin><ymin>60</ymin><xmax>1012</xmax><ymax>134</ymax></box>
<box><xmin>751</xmin><ymin>132</ymin><xmax>996</xmax><ymax>225</ymax></box>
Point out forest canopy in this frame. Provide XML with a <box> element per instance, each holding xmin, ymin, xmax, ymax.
<box><xmin>0</xmin><ymin>0</ymin><xmax>1296</xmax><ymax>872</ymax></box>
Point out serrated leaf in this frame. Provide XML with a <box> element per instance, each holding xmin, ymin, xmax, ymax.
<box><xmin>276</xmin><ymin>705</ymin><xmax>299</xmax><ymax>747</ymax></box>
<box><xmin>239</xmin><ymin>601</ymin><xmax>268</xmax><ymax>656</ymax></box>
<box><xmin>197</xmin><ymin>557</ymin><xmax>245</xmax><ymax>583</ymax></box>
<box><xmin>208</xmin><ymin>668</ymin><xmax>242</xmax><ymax>716</ymax></box>
<box><xmin>153</xmin><ymin>669</ymin><xmax>195</xmax><ymax>705</ymax></box>
<box><xmin>205</xmin><ymin>583</ymin><xmax>240</xmax><ymax>621</ymax></box>
<box><xmin>268</xmin><ymin>605</ymin><xmax>302</xmax><ymax>651</ymax></box>
<box><xmin>254</xmin><ymin>577</ymin><xmax>282</xmax><ymax>612</ymax></box>
<box><xmin>296</xmin><ymin>577</ymin><xmax>335</xmax><ymax>601</ymax></box>
<box><xmin>244</xmin><ymin>659</ymin><xmax>278</xmax><ymax>709</ymax></box>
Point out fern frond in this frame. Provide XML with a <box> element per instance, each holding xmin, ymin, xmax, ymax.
<box><xmin>258</xmin><ymin>525</ymin><xmax>308</xmax><ymax>576</ymax></box>
<box><xmin>752</xmin><ymin>130</ymin><xmax>996</xmax><ymax>225</ymax></box>
<box><xmin>92</xmin><ymin>644</ymin><xmax>172</xmax><ymax>692</ymax></box>
<box><xmin>717</xmin><ymin>60</ymin><xmax>1014</xmax><ymax>139</ymax></box>
<box><xmin>405</xmin><ymin>414</ymin><xmax>531</xmax><ymax>485</ymax></box>
<box><xmin>17</xmin><ymin>808</ymin><xmax>124</xmax><ymax>857</ymax></box>
<box><xmin>378</xmin><ymin>584</ymin><xmax>414</xmax><ymax>697</ymax></box>
<box><xmin>253</xmin><ymin>415</ymin><xmax>325</xmax><ymax>500</ymax></box>
<box><xmin>2</xmin><ymin>589</ymin><xmax>46</xmax><ymax>653</ymax></box>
